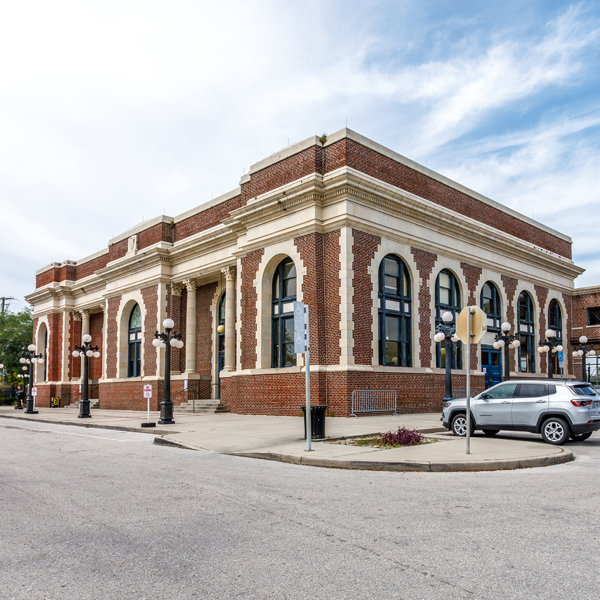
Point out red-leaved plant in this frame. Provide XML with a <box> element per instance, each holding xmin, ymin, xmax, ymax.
<box><xmin>379</xmin><ymin>427</ymin><xmax>425</xmax><ymax>447</ymax></box>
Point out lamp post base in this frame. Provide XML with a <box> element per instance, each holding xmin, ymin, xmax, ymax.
<box><xmin>78</xmin><ymin>399</ymin><xmax>91</xmax><ymax>418</ymax></box>
<box><xmin>158</xmin><ymin>400</ymin><xmax>175</xmax><ymax>425</ymax></box>
<box><xmin>25</xmin><ymin>399</ymin><xmax>38</xmax><ymax>414</ymax></box>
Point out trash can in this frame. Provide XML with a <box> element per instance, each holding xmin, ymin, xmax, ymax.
<box><xmin>301</xmin><ymin>405</ymin><xmax>327</xmax><ymax>439</ymax></box>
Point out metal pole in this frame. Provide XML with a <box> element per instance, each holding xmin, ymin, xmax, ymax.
<box><xmin>548</xmin><ymin>351</ymin><xmax>554</xmax><ymax>380</ymax></box>
<box><xmin>78</xmin><ymin>351</ymin><xmax>91</xmax><ymax>418</ymax></box>
<box><xmin>466</xmin><ymin>308</ymin><xmax>472</xmax><ymax>455</ymax></box>
<box><xmin>582</xmin><ymin>354</ymin><xmax>587</xmax><ymax>382</ymax></box>
<box><xmin>159</xmin><ymin>331</ymin><xmax>175</xmax><ymax>424</ymax></box>
<box><xmin>305</xmin><ymin>305</ymin><xmax>311</xmax><ymax>452</ymax></box>
<box><xmin>25</xmin><ymin>361</ymin><xmax>37</xmax><ymax>414</ymax></box>
<box><xmin>443</xmin><ymin>338</ymin><xmax>453</xmax><ymax>401</ymax></box>
<box><xmin>504</xmin><ymin>342</ymin><xmax>510</xmax><ymax>382</ymax></box>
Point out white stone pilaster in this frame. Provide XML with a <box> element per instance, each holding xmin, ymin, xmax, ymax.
<box><xmin>182</xmin><ymin>280</ymin><xmax>197</xmax><ymax>373</ymax></box>
<box><xmin>339</xmin><ymin>227</ymin><xmax>354</xmax><ymax>366</ymax></box>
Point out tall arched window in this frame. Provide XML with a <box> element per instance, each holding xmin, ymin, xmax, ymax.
<box><xmin>272</xmin><ymin>258</ymin><xmax>297</xmax><ymax>368</ymax></box>
<box><xmin>518</xmin><ymin>292</ymin><xmax>535</xmax><ymax>373</ymax></box>
<box><xmin>481</xmin><ymin>282</ymin><xmax>501</xmax><ymax>331</ymax></box>
<box><xmin>218</xmin><ymin>294</ymin><xmax>226</xmax><ymax>372</ymax></box>
<box><xmin>128</xmin><ymin>304</ymin><xmax>142</xmax><ymax>377</ymax></box>
<box><xmin>548</xmin><ymin>299</ymin><xmax>563</xmax><ymax>374</ymax></box>
<box><xmin>435</xmin><ymin>270</ymin><xmax>462</xmax><ymax>369</ymax></box>
<box><xmin>378</xmin><ymin>255</ymin><xmax>411</xmax><ymax>366</ymax></box>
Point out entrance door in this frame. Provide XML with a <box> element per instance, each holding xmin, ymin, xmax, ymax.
<box><xmin>482</xmin><ymin>347</ymin><xmax>502</xmax><ymax>389</ymax></box>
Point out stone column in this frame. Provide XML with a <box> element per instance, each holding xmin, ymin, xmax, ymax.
<box><xmin>222</xmin><ymin>266</ymin><xmax>236</xmax><ymax>371</ymax></box>
<box><xmin>182</xmin><ymin>280</ymin><xmax>197</xmax><ymax>373</ymax></box>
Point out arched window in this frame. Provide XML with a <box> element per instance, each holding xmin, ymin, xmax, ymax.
<box><xmin>218</xmin><ymin>294</ymin><xmax>226</xmax><ymax>372</ymax></box>
<box><xmin>43</xmin><ymin>328</ymin><xmax>48</xmax><ymax>382</ymax></box>
<box><xmin>127</xmin><ymin>304</ymin><xmax>142</xmax><ymax>377</ymax></box>
<box><xmin>481</xmin><ymin>282</ymin><xmax>501</xmax><ymax>331</ymax></box>
<box><xmin>378</xmin><ymin>255</ymin><xmax>411</xmax><ymax>366</ymax></box>
<box><xmin>548</xmin><ymin>299</ymin><xmax>563</xmax><ymax>374</ymax></box>
<box><xmin>518</xmin><ymin>292</ymin><xmax>535</xmax><ymax>373</ymax></box>
<box><xmin>272</xmin><ymin>258</ymin><xmax>297</xmax><ymax>368</ymax></box>
<box><xmin>435</xmin><ymin>270</ymin><xmax>462</xmax><ymax>369</ymax></box>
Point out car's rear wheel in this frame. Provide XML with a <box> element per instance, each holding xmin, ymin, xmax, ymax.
<box><xmin>570</xmin><ymin>431</ymin><xmax>593</xmax><ymax>442</ymax></box>
<box><xmin>541</xmin><ymin>417</ymin><xmax>570</xmax><ymax>445</ymax></box>
<box><xmin>451</xmin><ymin>413</ymin><xmax>473</xmax><ymax>437</ymax></box>
<box><xmin>482</xmin><ymin>429</ymin><xmax>499</xmax><ymax>436</ymax></box>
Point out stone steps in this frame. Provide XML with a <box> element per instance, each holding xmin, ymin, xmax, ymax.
<box><xmin>174</xmin><ymin>399</ymin><xmax>229</xmax><ymax>414</ymax></box>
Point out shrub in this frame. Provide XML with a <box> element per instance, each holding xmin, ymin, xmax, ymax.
<box><xmin>379</xmin><ymin>427</ymin><xmax>425</xmax><ymax>447</ymax></box>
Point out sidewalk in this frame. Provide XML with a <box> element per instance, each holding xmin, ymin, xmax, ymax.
<box><xmin>0</xmin><ymin>405</ymin><xmax>573</xmax><ymax>472</ymax></box>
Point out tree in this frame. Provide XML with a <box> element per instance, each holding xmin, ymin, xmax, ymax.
<box><xmin>0</xmin><ymin>307</ymin><xmax>33</xmax><ymax>388</ymax></box>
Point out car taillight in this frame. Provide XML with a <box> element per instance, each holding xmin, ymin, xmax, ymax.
<box><xmin>571</xmin><ymin>399</ymin><xmax>592</xmax><ymax>407</ymax></box>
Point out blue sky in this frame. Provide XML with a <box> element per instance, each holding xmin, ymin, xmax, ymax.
<box><xmin>1</xmin><ymin>0</ymin><xmax>599</xmax><ymax>309</ymax></box>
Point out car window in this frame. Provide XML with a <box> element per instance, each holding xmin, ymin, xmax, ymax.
<box><xmin>548</xmin><ymin>385</ymin><xmax>556</xmax><ymax>395</ymax></box>
<box><xmin>570</xmin><ymin>385</ymin><xmax>598</xmax><ymax>396</ymax></box>
<box><xmin>485</xmin><ymin>383</ymin><xmax>517</xmax><ymax>399</ymax></box>
<box><xmin>516</xmin><ymin>384</ymin><xmax>547</xmax><ymax>398</ymax></box>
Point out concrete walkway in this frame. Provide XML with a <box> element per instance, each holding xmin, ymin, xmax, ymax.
<box><xmin>0</xmin><ymin>405</ymin><xmax>573</xmax><ymax>472</ymax></box>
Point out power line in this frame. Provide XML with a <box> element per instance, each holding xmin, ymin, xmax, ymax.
<box><xmin>1</xmin><ymin>297</ymin><xmax>15</xmax><ymax>314</ymax></box>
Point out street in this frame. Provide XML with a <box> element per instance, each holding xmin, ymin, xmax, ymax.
<box><xmin>1</xmin><ymin>419</ymin><xmax>599</xmax><ymax>599</ymax></box>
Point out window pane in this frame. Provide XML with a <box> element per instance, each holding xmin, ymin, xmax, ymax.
<box><xmin>384</xmin><ymin>258</ymin><xmax>399</xmax><ymax>277</ymax></box>
<box><xmin>439</xmin><ymin>288</ymin><xmax>450</xmax><ymax>305</ymax></box>
<box><xmin>491</xmin><ymin>353</ymin><xmax>500</xmax><ymax>366</ymax></box>
<box><xmin>282</xmin><ymin>302</ymin><xmax>294</xmax><ymax>314</ymax></box>
<box><xmin>219</xmin><ymin>295</ymin><xmax>226</xmax><ymax>321</ymax></box>
<box><xmin>440</xmin><ymin>272</ymin><xmax>450</xmax><ymax>289</ymax></box>
<box><xmin>385</xmin><ymin>316</ymin><xmax>400</xmax><ymax>341</ymax></box>
<box><xmin>283</xmin><ymin>318</ymin><xmax>294</xmax><ymax>343</ymax></box>
<box><xmin>404</xmin><ymin>302</ymin><xmax>411</xmax><ymax>314</ymax></box>
<box><xmin>403</xmin><ymin>272</ymin><xmax>409</xmax><ymax>297</ymax></box>
<box><xmin>384</xmin><ymin>275</ymin><xmax>397</xmax><ymax>294</ymax></box>
<box><xmin>386</xmin><ymin>299</ymin><xmax>401</xmax><ymax>312</ymax></box>
<box><xmin>273</xmin><ymin>273</ymin><xmax>280</xmax><ymax>300</ymax></box>
<box><xmin>385</xmin><ymin>341</ymin><xmax>399</xmax><ymax>365</ymax></box>
<box><xmin>487</xmin><ymin>383</ymin><xmax>517</xmax><ymax>399</ymax></box>
<box><xmin>284</xmin><ymin>277</ymin><xmax>296</xmax><ymax>298</ymax></box>
<box><xmin>284</xmin><ymin>343</ymin><xmax>296</xmax><ymax>367</ymax></box>
<box><xmin>130</xmin><ymin>305</ymin><xmax>142</xmax><ymax>329</ymax></box>
<box><xmin>283</xmin><ymin>262</ymin><xmax>296</xmax><ymax>279</ymax></box>
<box><xmin>440</xmin><ymin>341</ymin><xmax>447</xmax><ymax>368</ymax></box>
<box><xmin>273</xmin><ymin>304</ymin><xmax>279</xmax><ymax>315</ymax></box>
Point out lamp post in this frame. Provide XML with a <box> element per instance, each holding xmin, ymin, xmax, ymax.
<box><xmin>20</xmin><ymin>344</ymin><xmax>43</xmax><ymax>414</ymax></box>
<box><xmin>572</xmin><ymin>335</ymin><xmax>595</xmax><ymax>383</ymax></box>
<box><xmin>434</xmin><ymin>311</ymin><xmax>459</xmax><ymax>403</ymax></box>
<box><xmin>153</xmin><ymin>318</ymin><xmax>184</xmax><ymax>425</ymax></box>
<box><xmin>71</xmin><ymin>334</ymin><xmax>100</xmax><ymax>418</ymax></box>
<box><xmin>493</xmin><ymin>322</ymin><xmax>520</xmax><ymax>382</ymax></box>
<box><xmin>537</xmin><ymin>329</ymin><xmax>564</xmax><ymax>379</ymax></box>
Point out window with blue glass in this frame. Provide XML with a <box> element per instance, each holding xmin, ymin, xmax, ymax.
<box><xmin>518</xmin><ymin>292</ymin><xmax>535</xmax><ymax>373</ymax></box>
<box><xmin>378</xmin><ymin>255</ymin><xmax>411</xmax><ymax>366</ymax></box>
<box><xmin>548</xmin><ymin>299</ymin><xmax>562</xmax><ymax>374</ymax></box>
<box><xmin>272</xmin><ymin>258</ymin><xmax>297</xmax><ymax>368</ymax></box>
<box><xmin>128</xmin><ymin>304</ymin><xmax>142</xmax><ymax>377</ymax></box>
<box><xmin>435</xmin><ymin>270</ymin><xmax>462</xmax><ymax>369</ymax></box>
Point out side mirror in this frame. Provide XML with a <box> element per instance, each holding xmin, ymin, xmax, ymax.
<box><xmin>480</xmin><ymin>393</ymin><xmax>489</xmax><ymax>400</ymax></box>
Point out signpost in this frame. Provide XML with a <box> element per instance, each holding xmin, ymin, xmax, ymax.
<box><xmin>31</xmin><ymin>387</ymin><xmax>38</xmax><ymax>414</ymax></box>
<box><xmin>294</xmin><ymin>301</ymin><xmax>312</xmax><ymax>452</ymax></box>
<box><xmin>141</xmin><ymin>384</ymin><xmax>156</xmax><ymax>428</ymax></box>
<box><xmin>455</xmin><ymin>306</ymin><xmax>488</xmax><ymax>455</ymax></box>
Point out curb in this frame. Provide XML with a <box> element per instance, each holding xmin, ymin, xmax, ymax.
<box><xmin>153</xmin><ymin>437</ymin><xmax>199</xmax><ymax>450</ymax></box>
<box><xmin>0</xmin><ymin>414</ymin><xmax>178</xmax><ymax>436</ymax></box>
<box><xmin>229</xmin><ymin>448</ymin><xmax>574</xmax><ymax>472</ymax></box>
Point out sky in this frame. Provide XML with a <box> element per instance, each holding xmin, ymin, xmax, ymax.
<box><xmin>1</xmin><ymin>0</ymin><xmax>599</xmax><ymax>310</ymax></box>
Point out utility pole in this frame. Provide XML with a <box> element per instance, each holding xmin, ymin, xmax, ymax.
<box><xmin>0</xmin><ymin>297</ymin><xmax>15</xmax><ymax>314</ymax></box>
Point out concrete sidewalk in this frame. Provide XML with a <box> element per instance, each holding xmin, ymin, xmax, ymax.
<box><xmin>0</xmin><ymin>405</ymin><xmax>573</xmax><ymax>472</ymax></box>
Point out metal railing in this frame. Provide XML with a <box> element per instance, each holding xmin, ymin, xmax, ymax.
<box><xmin>350</xmin><ymin>390</ymin><xmax>397</xmax><ymax>417</ymax></box>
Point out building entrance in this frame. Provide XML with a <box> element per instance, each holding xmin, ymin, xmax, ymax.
<box><xmin>482</xmin><ymin>346</ymin><xmax>502</xmax><ymax>389</ymax></box>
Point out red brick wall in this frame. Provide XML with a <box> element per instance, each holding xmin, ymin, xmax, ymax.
<box><xmin>99</xmin><ymin>379</ymin><xmax>164</xmax><ymax>410</ymax></box>
<box><xmin>352</xmin><ymin>230</ymin><xmax>381</xmax><ymax>365</ymax></box>
<box><xmin>221</xmin><ymin>371</ymin><xmax>486</xmax><ymax>417</ymax></box>
<box><xmin>47</xmin><ymin>313</ymin><xmax>63</xmax><ymax>382</ymax></box>
<box><xmin>571</xmin><ymin>290</ymin><xmax>600</xmax><ymax>379</ymax></box>
<box><xmin>324</xmin><ymin>139</ymin><xmax>571</xmax><ymax>259</ymax></box>
<box><xmin>411</xmin><ymin>247</ymin><xmax>438</xmax><ymax>367</ymax></box>
<box><xmin>461</xmin><ymin>262</ymin><xmax>483</xmax><ymax>370</ymax></box>
<box><xmin>71</xmin><ymin>315</ymin><xmax>82</xmax><ymax>380</ymax></box>
<box><xmin>175</xmin><ymin>195</ymin><xmax>244</xmax><ymax>242</ymax></box>
<box><xmin>294</xmin><ymin>230</ymin><xmax>342</xmax><ymax>366</ymax></box>
<box><xmin>535</xmin><ymin>285</ymin><xmax>549</xmax><ymax>375</ymax></box>
<box><xmin>75</xmin><ymin>254</ymin><xmax>110</xmax><ymax>280</ymax></box>
<box><xmin>141</xmin><ymin>285</ymin><xmax>158</xmax><ymax>377</ymax></box>
<box><xmin>108</xmin><ymin>239</ymin><xmax>128</xmax><ymax>262</ymax></box>
<box><xmin>240</xmin><ymin>249</ymin><xmax>264</xmax><ymax>370</ymax></box>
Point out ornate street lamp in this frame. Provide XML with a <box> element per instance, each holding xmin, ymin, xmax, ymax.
<box><xmin>434</xmin><ymin>311</ymin><xmax>459</xmax><ymax>403</ymax></box>
<box><xmin>493</xmin><ymin>322</ymin><xmax>520</xmax><ymax>382</ymax></box>
<box><xmin>20</xmin><ymin>344</ymin><xmax>43</xmax><ymax>414</ymax></box>
<box><xmin>537</xmin><ymin>329</ymin><xmax>564</xmax><ymax>379</ymax></box>
<box><xmin>71</xmin><ymin>334</ymin><xmax>101</xmax><ymax>418</ymax></box>
<box><xmin>572</xmin><ymin>335</ymin><xmax>596</xmax><ymax>383</ymax></box>
<box><xmin>153</xmin><ymin>318</ymin><xmax>184</xmax><ymax>425</ymax></box>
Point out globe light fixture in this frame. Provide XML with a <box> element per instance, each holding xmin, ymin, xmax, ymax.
<box><xmin>154</xmin><ymin>317</ymin><xmax>184</xmax><ymax>424</ymax></box>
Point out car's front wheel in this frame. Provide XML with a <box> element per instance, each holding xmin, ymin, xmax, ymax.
<box><xmin>570</xmin><ymin>431</ymin><xmax>593</xmax><ymax>442</ymax></box>
<box><xmin>451</xmin><ymin>413</ymin><xmax>473</xmax><ymax>437</ymax></box>
<box><xmin>541</xmin><ymin>417</ymin><xmax>570</xmax><ymax>445</ymax></box>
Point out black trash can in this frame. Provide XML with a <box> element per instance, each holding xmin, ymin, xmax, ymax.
<box><xmin>301</xmin><ymin>405</ymin><xmax>327</xmax><ymax>439</ymax></box>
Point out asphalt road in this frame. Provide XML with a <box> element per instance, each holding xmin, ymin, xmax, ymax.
<box><xmin>1</xmin><ymin>419</ymin><xmax>599</xmax><ymax>600</ymax></box>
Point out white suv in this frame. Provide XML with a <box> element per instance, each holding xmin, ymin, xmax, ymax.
<box><xmin>442</xmin><ymin>380</ymin><xmax>600</xmax><ymax>445</ymax></box>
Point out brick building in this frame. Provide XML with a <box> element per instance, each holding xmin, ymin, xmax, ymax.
<box><xmin>571</xmin><ymin>286</ymin><xmax>600</xmax><ymax>382</ymax></box>
<box><xmin>25</xmin><ymin>129</ymin><xmax>585</xmax><ymax>415</ymax></box>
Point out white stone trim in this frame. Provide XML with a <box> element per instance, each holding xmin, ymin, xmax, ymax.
<box><xmin>255</xmin><ymin>241</ymin><xmax>304</xmax><ymax>369</ymax></box>
<box><xmin>515</xmin><ymin>282</ymin><xmax>540</xmax><ymax>375</ymax></box>
<box><xmin>339</xmin><ymin>227</ymin><xmax>354</xmax><ymax>366</ymax></box>
<box><xmin>116</xmin><ymin>292</ymin><xmax>147</xmax><ymax>379</ymax></box>
<box><xmin>35</xmin><ymin>317</ymin><xmax>49</xmax><ymax>383</ymax></box>
<box><xmin>369</xmin><ymin>239</ymin><xmax>421</xmax><ymax>368</ymax></box>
